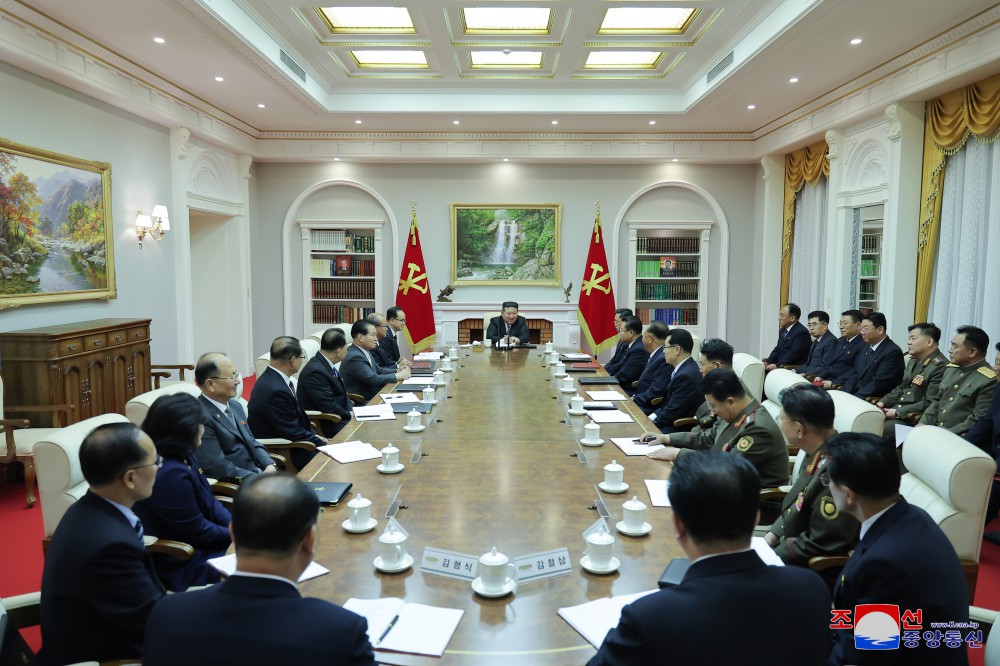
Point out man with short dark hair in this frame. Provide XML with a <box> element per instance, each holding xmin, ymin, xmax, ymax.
<box><xmin>648</xmin><ymin>329</ymin><xmax>703</xmax><ymax>434</ymax></box>
<box><xmin>38</xmin><ymin>423</ymin><xmax>165</xmax><ymax>666</ymax></box>
<box><xmin>588</xmin><ymin>452</ymin><xmax>831</xmax><ymax>666</ymax></box>
<box><xmin>878</xmin><ymin>322</ymin><xmax>948</xmax><ymax>436</ymax></box>
<box><xmin>840</xmin><ymin>312</ymin><xmax>905</xmax><ymax>400</ymax></box>
<box><xmin>380</xmin><ymin>306</ymin><xmax>410</xmax><ymax>365</ymax></box>
<box><xmin>297</xmin><ymin>328</ymin><xmax>354</xmax><ymax>438</ymax></box>
<box><xmin>816</xmin><ymin>310</ymin><xmax>865</xmax><ymax>388</ymax></box>
<box><xmin>763</xmin><ymin>303</ymin><xmax>810</xmax><ymax>371</ymax></box>
<box><xmin>631</xmin><ymin>320</ymin><xmax>672</xmax><ymax>412</ymax></box>
<box><xmin>604</xmin><ymin>316</ymin><xmax>649</xmax><ymax>390</ymax></box>
<box><xmin>967</xmin><ymin>341</ymin><xmax>1000</xmax><ymax>525</ymax></box>
<box><xmin>144</xmin><ymin>475</ymin><xmax>376</xmax><ymax>665</ymax></box>
<box><xmin>763</xmin><ymin>385</ymin><xmax>859</xmax><ymax>566</ymax></box>
<box><xmin>795</xmin><ymin>310</ymin><xmax>838</xmax><ymax>376</ymax></box>
<box><xmin>486</xmin><ymin>301</ymin><xmax>530</xmax><ymax>346</ymax></box>
<box><xmin>678</xmin><ymin>338</ymin><xmax>737</xmax><ymax>432</ymax></box>
<box><xmin>826</xmin><ymin>432</ymin><xmax>969</xmax><ymax>666</ymax></box>
<box><xmin>920</xmin><ymin>325</ymin><xmax>997</xmax><ymax>435</ymax></box>
<box><xmin>366</xmin><ymin>313</ymin><xmax>396</xmax><ymax>367</ymax></box>
<box><xmin>341</xmin><ymin>320</ymin><xmax>410</xmax><ymax>402</ymax></box>
<box><xmin>602</xmin><ymin>308</ymin><xmax>635</xmax><ymax>370</ymax></box>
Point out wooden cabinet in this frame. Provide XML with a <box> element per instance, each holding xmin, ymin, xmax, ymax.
<box><xmin>0</xmin><ymin>318</ymin><xmax>152</xmax><ymax>426</ymax></box>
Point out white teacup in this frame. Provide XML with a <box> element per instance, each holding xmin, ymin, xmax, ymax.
<box><xmin>406</xmin><ymin>409</ymin><xmax>421</xmax><ymax>429</ymax></box>
<box><xmin>586</xmin><ymin>529</ymin><xmax>615</xmax><ymax>569</ymax></box>
<box><xmin>449</xmin><ymin>346</ymin><xmax>459</xmax><ymax>359</ymax></box>
<box><xmin>583</xmin><ymin>422</ymin><xmax>601</xmax><ymax>443</ymax></box>
<box><xmin>544</xmin><ymin>341</ymin><xmax>554</xmax><ymax>353</ymax></box>
<box><xmin>477</xmin><ymin>547</ymin><xmax>516</xmax><ymax>594</ymax></box>
<box><xmin>569</xmin><ymin>395</ymin><xmax>585</xmax><ymax>413</ymax></box>
<box><xmin>623</xmin><ymin>495</ymin><xmax>648</xmax><ymax>532</ymax></box>
<box><xmin>434</xmin><ymin>369</ymin><xmax>446</xmax><ymax>384</ymax></box>
<box><xmin>443</xmin><ymin>357</ymin><xmax>453</xmax><ymax>371</ymax></box>
<box><xmin>379</xmin><ymin>525</ymin><xmax>408</xmax><ymax>567</ymax></box>
<box><xmin>381</xmin><ymin>444</ymin><xmax>400</xmax><ymax>470</ymax></box>
<box><xmin>554</xmin><ymin>362</ymin><xmax>566</xmax><ymax>376</ymax></box>
<box><xmin>549</xmin><ymin>352</ymin><xmax>559</xmax><ymax>365</ymax></box>
<box><xmin>561</xmin><ymin>376</ymin><xmax>575</xmax><ymax>391</ymax></box>
<box><xmin>347</xmin><ymin>493</ymin><xmax>372</xmax><ymax>528</ymax></box>
<box><xmin>604</xmin><ymin>459</ymin><xmax>624</xmax><ymax>489</ymax></box>
<box><xmin>422</xmin><ymin>387</ymin><xmax>436</xmax><ymax>403</ymax></box>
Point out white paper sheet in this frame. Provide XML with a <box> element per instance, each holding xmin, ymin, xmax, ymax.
<box><xmin>894</xmin><ymin>424</ymin><xmax>914</xmax><ymax>449</ymax></box>
<box><xmin>587</xmin><ymin>410</ymin><xmax>634</xmax><ymax>424</ymax></box>
<box><xmin>208</xmin><ymin>554</ymin><xmax>329</xmax><ymax>582</ymax></box>
<box><xmin>644</xmin><ymin>479</ymin><xmax>671</xmax><ymax>507</ymax></box>
<box><xmin>381</xmin><ymin>392</ymin><xmax>420</xmax><ymax>404</ymax></box>
<box><xmin>317</xmin><ymin>440</ymin><xmax>382</xmax><ymax>463</ymax></box>
<box><xmin>611</xmin><ymin>437</ymin><xmax>665</xmax><ymax>456</ymax></box>
<box><xmin>398</xmin><ymin>379</ymin><xmax>436</xmax><ymax>388</ymax></box>
<box><xmin>750</xmin><ymin>536</ymin><xmax>785</xmax><ymax>567</ymax></box>
<box><xmin>352</xmin><ymin>404</ymin><xmax>397</xmax><ymax>421</ymax></box>
<box><xmin>560</xmin><ymin>353</ymin><xmax>592</xmax><ymax>361</ymax></box>
<box><xmin>557</xmin><ymin>589</ymin><xmax>659</xmax><ymax>648</ymax></box>
<box><xmin>344</xmin><ymin>598</ymin><xmax>464</xmax><ymax>657</ymax></box>
<box><xmin>414</xmin><ymin>352</ymin><xmax>444</xmax><ymax>360</ymax></box>
<box><xmin>586</xmin><ymin>391</ymin><xmax>627</xmax><ymax>401</ymax></box>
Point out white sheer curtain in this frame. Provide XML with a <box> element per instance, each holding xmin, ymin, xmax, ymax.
<box><xmin>928</xmin><ymin>138</ymin><xmax>1000</xmax><ymax>345</ymax></box>
<box><xmin>788</xmin><ymin>179</ymin><xmax>829</xmax><ymax>312</ymax></box>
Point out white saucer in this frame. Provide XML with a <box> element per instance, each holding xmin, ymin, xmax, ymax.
<box><xmin>376</xmin><ymin>463</ymin><xmax>405</xmax><ymax>474</ymax></box>
<box><xmin>559</xmin><ymin>387</ymin><xmax>577</xmax><ymax>394</ymax></box>
<box><xmin>567</xmin><ymin>409</ymin><xmax>587</xmax><ymax>416</ymax></box>
<box><xmin>580</xmin><ymin>555</ymin><xmax>620</xmax><ymax>575</ymax></box>
<box><xmin>580</xmin><ymin>438</ymin><xmax>605</xmax><ymax>447</ymax></box>
<box><xmin>342</xmin><ymin>517</ymin><xmax>378</xmax><ymax>534</ymax></box>
<box><xmin>374</xmin><ymin>553</ymin><xmax>414</xmax><ymax>573</ymax></box>
<box><xmin>422</xmin><ymin>399</ymin><xmax>439</xmax><ymax>405</ymax></box>
<box><xmin>471</xmin><ymin>576</ymin><xmax>517</xmax><ymax>598</ymax></box>
<box><xmin>442</xmin><ymin>367</ymin><xmax>455</xmax><ymax>372</ymax></box>
<box><xmin>402</xmin><ymin>424</ymin><xmax>425</xmax><ymax>433</ymax></box>
<box><xmin>598</xmin><ymin>481</ymin><xmax>628</xmax><ymax>494</ymax></box>
<box><xmin>616</xmin><ymin>520</ymin><xmax>652</xmax><ymax>537</ymax></box>
<box><xmin>553</xmin><ymin>371</ymin><xmax>567</xmax><ymax>378</ymax></box>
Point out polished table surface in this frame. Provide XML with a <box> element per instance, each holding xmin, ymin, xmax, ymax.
<box><xmin>298</xmin><ymin>347</ymin><xmax>683</xmax><ymax>665</ymax></box>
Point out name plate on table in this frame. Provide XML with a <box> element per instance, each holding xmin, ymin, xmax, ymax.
<box><xmin>420</xmin><ymin>547</ymin><xmax>478</xmax><ymax>581</ymax></box>
<box><xmin>513</xmin><ymin>548</ymin><xmax>572</xmax><ymax>583</ymax></box>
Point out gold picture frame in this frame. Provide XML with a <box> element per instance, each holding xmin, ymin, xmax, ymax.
<box><xmin>451</xmin><ymin>204</ymin><xmax>561</xmax><ymax>285</ymax></box>
<box><xmin>0</xmin><ymin>138</ymin><xmax>116</xmax><ymax>309</ymax></box>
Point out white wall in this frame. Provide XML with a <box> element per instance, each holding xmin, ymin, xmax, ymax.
<box><xmin>0</xmin><ymin>62</ymin><xmax>179</xmax><ymax>362</ymax></box>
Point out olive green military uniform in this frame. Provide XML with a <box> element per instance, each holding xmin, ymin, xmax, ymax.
<box><xmin>767</xmin><ymin>446</ymin><xmax>860</xmax><ymax>566</ymax></box>
<box><xmin>919</xmin><ymin>359</ymin><xmax>998</xmax><ymax>435</ymax></box>
<box><xmin>669</xmin><ymin>401</ymin><xmax>717</xmax><ymax>444</ymax></box>
<box><xmin>880</xmin><ymin>349</ymin><xmax>949</xmax><ymax>438</ymax></box>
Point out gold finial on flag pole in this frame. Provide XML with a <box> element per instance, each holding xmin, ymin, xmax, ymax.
<box><xmin>409</xmin><ymin>201</ymin><xmax>418</xmax><ymax>244</ymax></box>
<box><xmin>593</xmin><ymin>200</ymin><xmax>602</xmax><ymax>242</ymax></box>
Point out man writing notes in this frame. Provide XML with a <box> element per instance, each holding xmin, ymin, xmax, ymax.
<box><xmin>486</xmin><ymin>301</ymin><xmax>531</xmax><ymax>347</ymax></box>
<box><xmin>604</xmin><ymin>315</ymin><xmax>649</xmax><ymax>391</ymax></box>
<box><xmin>762</xmin><ymin>302</ymin><xmax>810</xmax><ymax>371</ymax></box>
<box><xmin>341</xmin><ymin>320</ymin><xmax>411</xmax><ymax>402</ymax></box>
<box><xmin>588</xmin><ymin>452</ymin><xmax>831</xmax><ymax>666</ymax></box>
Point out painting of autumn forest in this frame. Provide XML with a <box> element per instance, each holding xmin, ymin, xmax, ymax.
<box><xmin>0</xmin><ymin>141</ymin><xmax>114</xmax><ymax>306</ymax></box>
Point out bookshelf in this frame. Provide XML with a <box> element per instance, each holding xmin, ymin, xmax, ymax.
<box><xmin>627</xmin><ymin>223</ymin><xmax>711</xmax><ymax>341</ymax></box>
<box><xmin>299</xmin><ymin>222</ymin><xmax>384</xmax><ymax>333</ymax></box>
<box><xmin>858</xmin><ymin>225</ymin><xmax>882</xmax><ymax>316</ymax></box>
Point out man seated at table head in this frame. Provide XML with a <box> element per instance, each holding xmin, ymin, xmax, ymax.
<box><xmin>795</xmin><ymin>310</ymin><xmax>838</xmax><ymax>377</ymax></box>
<box><xmin>631</xmin><ymin>320</ymin><xmax>672</xmax><ymax>411</ymax></box>
<box><xmin>825</xmin><ymin>432</ymin><xmax>970</xmax><ymax>666</ymax></box>
<box><xmin>840</xmin><ymin>311</ymin><xmax>905</xmax><ymax>400</ymax></box>
<box><xmin>380</xmin><ymin>305</ymin><xmax>411</xmax><ymax>365</ymax></box>
<box><xmin>143</xmin><ymin>474</ymin><xmax>377</xmax><ymax>666</ymax></box>
<box><xmin>297</xmin><ymin>328</ymin><xmax>354</xmax><ymax>438</ymax></box>
<box><xmin>195</xmin><ymin>352</ymin><xmax>276</xmax><ymax>482</ymax></box>
<box><xmin>37</xmin><ymin>422</ymin><xmax>165</xmax><ymax>666</ymax></box>
<box><xmin>341</xmin><ymin>319</ymin><xmax>411</xmax><ymax>402</ymax></box>
<box><xmin>763</xmin><ymin>302</ymin><xmax>810</xmax><ymax>372</ymax></box>
<box><xmin>604</xmin><ymin>315</ymin><xmax>649</xmax><ymax>391</ymax></box>
<box><xmin>588</xmin><ymin>452</ymin><xmax>831</xmax><ymax>666</ymax></box>
<box><xmin>486</xmin><ymin>301</ymin><xmax>531</xmax><ymax>346</ymax></box>
<box><xmin>648</xmin><ymin>328</ymin><xmax>703</xmax><ymax>434</ymax></box>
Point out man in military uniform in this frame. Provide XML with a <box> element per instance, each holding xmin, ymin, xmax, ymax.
<box><xmin>763</xmin><ymin>384</ymin><xmax>859</xmax><ymax>568</ymax></box>
<box><xmin>919</xmin><ymin>325</ymin><xmax>998</xmax><ymax>436</ymax></box>
<box><xmin>878</xmin><ymin>322</ymin><xmax>949</xmax><ymax>438</ymax></box>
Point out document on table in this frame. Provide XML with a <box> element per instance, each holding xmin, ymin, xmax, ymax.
<box><xmin>611</xmin><ymin>437</ymin><xmax>665</xmax><ymax>456</ymax></box>
<box><xmin>353</xmin><ymin>404</ymin><xmax>396</xmax><ymax>421</ymax></box>
<box><xmin>398</xmin><ymin>378</ymin><xmax>437</xmax><ymax>389</ymax></box>
<box><xmin>587</xmin><ymin>410</ymin><xmax>634</xmax><ymax>424</ymax></box>
<box><xmin>560</xmin><ymin>353</ymin><xmax>592</xmax><ymax>361</ymax></box>
<box><xmin>586</xmin><ymin>391</ymin><xmax>627</xmax><ymax>401</ymax></box>
<box><xmin>414</xmin><ymin>352</ymin><xmax>444</xmax><ymax>360</ymax></box>
<box><xmin>317</xmin><ymin>440</ymin><xmax>381</xmax><ymax>463</ymax></box>
<box><xmin>557</xmin><ymin>589</ymin><xmax>659</xmax><ymax>648</ymax></box>
<box><xmin>644</xmin><ymin>479</ymin><xmax>670</xmax><ymax>507</ymax></box>
<box><xmin>381</xmin><ymin>392</ymin><xmax>420</xmax><ymax>404</ymax></box>
<box><xmin>895</xmin><ymin>424</ymin><xmax>914</xmax><ymax>448</ymax></box>
<box><xmin>751</xmin><ymin>536</ymin><xmax>784</xmax><ymax>567</ymax></box>
<box><xmin>343</xmin><ymin>598</ymin><xmax>464</xmax><ymax>657</ymax></box>
<box><xmin>208</xmin><ymin>554</ymin><xmax>329</xmax><ymax>582</ymax></box>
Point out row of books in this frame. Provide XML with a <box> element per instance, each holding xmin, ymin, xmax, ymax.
<box><xmin>636</xmin><ymin>237</ymin><xmax>700</xmax><ymax>253</ymax></box>
<box><xmin>635</xmin><ymin>283</ymin><xmax>699</xmax><ymax>301</ymax></box>
<box><xmin>637</xmin><ymin>307</ymin><xmax>699</xmax><ymax>326</ymax></box>
<box><xmin>861</xmin><ymin>234</ymin><xmax>880</xmax><ymax>251</ymax></box>
<box><xmin>311</xmin><ymin>279</ymin><xmax>375</xmax><ymax>299</ymax></box>
<box><xmin>635</xmin><ymin>258</ymin><xmax>701</xmax><ymax>278</ymax></box>
<box><xmin>311</xmin><ymin>257</ymin><xmax>376</xmax><ymax>277</ymax></box>
<box><xmin>312</xmin><ymin>305</ymin><xmax>375</xmax><ymax>324</ymax></box>
<box><xmin>310</xmin><ymin>229</ymin><xmax>375</xmax><ymax>252</ymax></box>
<box><xmin>860</xmin><ymin>259</ymin><xmax>879</xmax><ymax>277</ymax></box>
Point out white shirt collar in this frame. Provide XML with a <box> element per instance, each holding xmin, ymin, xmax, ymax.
<box><xmin>869</xmin><ymin>338</ymin><xmax>885</xmax><ymax>352</ymax></box>
<box><xmin>859</xmin><ymin>501</ymin><xmax>897</xmax><ymax>540</ymax></box>
<box><xmin>691</xmin><ymin>546</ymin><xmax>751</xmax><ymax>565</ymax></box>
<box><xmin>205</xmin><ymin>395</ymin><xmax>230</xmax><ymax>413</ymax></box>
<box><xmin>230</xmin><ymin>570</ymin><xmax>299</xmax><ymax>590</ymax></box>
<box><xmin>269</xmin><ymin>365</ymin><xmax>294</xmax><ymax>385</ymax></box>
<box><xmin>321</xmin><ymin>353</ymin><xmax>338</xmax><ymax>371</ymax></box>
<box><xmin>97</xmin><ymin>494</ymin><xmax>141</xmax><ymax>532</ymax></box>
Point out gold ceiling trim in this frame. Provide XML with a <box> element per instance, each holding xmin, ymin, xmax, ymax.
<box><xmin>596</xmin><ymin>8</ymin><xmax>701</xmax><ymax>36</ymax></box>
<box><xmin>458</xmin><ymin>73</ymin><xmax>554</xmax><ymax>80</ymax></box>
<box><xmin>451</xmin><ymin>41</ymin><xmax>563</xmax><ymax>48</ymax></box>
<box><xmin>344</xmin><ymin>73</ymin><xmax>444</xmax><ymax>79</ymax></box>
<box><xmin>313</xmin><ymin>7</ymin><xmax>417</xmax><ymax>35</ymax></box>
<box><xmin>576</xmin><ymin>52</ymin><xmax>684</xmax><ymax>79</ymax></box>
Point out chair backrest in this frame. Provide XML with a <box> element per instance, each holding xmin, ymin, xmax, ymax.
<box><xmin>483</xmin><ymin>312</ymin><xmax>501</xmax><ymax>340</ymax></box>
<box><xmin>689</xmin><ymin>333</ymin><xmax>701</xmax><ymax>364</ymax></box>
<box><xmin>763</xmin><ymin>368</ymin><xmax>808</xmax><ymax>404</ymax></box>
<box><xmin>828</xmin><ymin>390</ymin><xmax>885</xmax><ymax>435</ymax></box>
<box><xmin>125</xmin><ymin>383</ymin><xmax>202</xmax><ymax>426</ymax></box>
<box><xmin>732</xmin><ymin>353</ymin><xmax>765</xmax><ymax>402</ymax></box>
<box><xmin>254</xmin><ymin>338</ymin><xmax>322</xmax><ymax>379</ymax></box>
<box><xmin>33</xmin><ymin>413</ymin><xmax>130</xmax><ymax>538</ymax></box>
<box><xmin>309</xmin><ymin>323</ymin><xmax>353</xmax><ymax>343</ymax></box>
<box><xmin>901</xmin><ymin>425</ymin><xmax>997</xmax><ymax>563</ymax></box>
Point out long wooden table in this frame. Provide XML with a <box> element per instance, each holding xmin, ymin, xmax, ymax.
<box><xmin>298</xmin><ymin>347</ymin><xmax>683</xmax><ymax>665</ymax></box>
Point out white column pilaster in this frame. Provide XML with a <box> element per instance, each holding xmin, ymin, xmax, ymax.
<box><xmin>755</xmin><ymin>155</ymin><xmax>784</xmax><ymax>356</ymax></box>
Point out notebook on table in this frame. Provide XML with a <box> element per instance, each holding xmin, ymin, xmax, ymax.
<box><xmin>578</xmin><ymin>377</ymin><xmax>621</xmax><ymax>385</ymax></box>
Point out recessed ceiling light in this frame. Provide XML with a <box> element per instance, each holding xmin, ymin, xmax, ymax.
<box><xmin>788</xmin><ymin>77</ymin><xmax>799</xmax><ymax>83</ymax></box>
<box><xmin>453</xmin><ymin>120</ymin><xmax>460</xmax><ymax>125</ymax></box>
<box><xmin>355</xmin><ymin>119</ymin><xmax>363</xmax><ymax>124</ymax></box>
<box><xmin>153</xmin><ymin>37</ymin><xmax>165</xmax><ymax>44</ymax></box>
<box><xmin>747</xmin><ymin>104</ymin><xmax>756</xmax><ymax>110</ymax></box>
<box><xmin>214</xmin><ymin>76</ymin><xmax>224</xmax><ymax>82</ymax></box>
<box><xmin>333</xmin><ymin>157</ymin><xmax>341</xmax><ymax>162</ymax></box>
<box><xmin>502</xmin><ymin>158</ymin><xmax>509</xmax><ymax>162</ymax></box>
<box><xmin>850</xmin><ymin>38</ymin><xmax>862</xmax><ymax>45</ymax></box>
<box><xmin>257</xmin><ymin>103</ymin><xmax>266</xmax><ymax>109</ymax></box>
<box><xmin>672</xmin><ymin>158</ymin><xmax>679</xmax><ymax>162</ymax></box>
<box><xmin>649</xmin><ymin>120</ymin><xmax>656</xmax><ymax>125</ymax></box>
<box><xmin>551</xmin><ymin>120</ymin><xmax>559</xmax><ymax>125</ymax></box>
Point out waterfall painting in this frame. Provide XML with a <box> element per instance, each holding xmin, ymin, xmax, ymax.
<box><xmin>0</xmin><ymin>138</ymin><xmax>116</xmax><ymax>309</ymax></box>
<box><xmin>451</xmin><ymin>204</ymin><xmax>561</xmax><ymax>285</ymax></box>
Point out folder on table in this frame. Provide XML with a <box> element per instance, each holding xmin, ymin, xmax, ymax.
<box><xmin>303</xmin><ymin>481</ymin><xmax>353</xmax><ymax>505</ymax></box>
<box><xmin>577</xmin><ymin>377</ymin><xmax>620</xmax><ymax>385</ymax></box>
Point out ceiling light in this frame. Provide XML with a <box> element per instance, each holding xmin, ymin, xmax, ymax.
<box><xmin>257</xmin><ymin>103</ymin><xmax>266</xmax><ymax>109</ymax></box>
<box><xmin>502</xmin><ymin>158</ymin><xmax>509</xmax><ymax>162</ymax></box>
<box><xmin>320</xmin><ymin>7</ymin><xmax>415</xmax><ymax>33</ymax></box>
<box><xmin>585</xmin><ymin>51</ymin><xmax>662</xmax><ymax>69</ymax></box>
<box><xmin>470</xmin><ymin>51</ymin><xmax>543</xmax><ymax>68</ymax></box>
<box><xmin>599</xmin><ymin>7</ymin><xmax>696</xmax><ymax>34</ymax></box>
<box><xmin>551</xmin><ymin>120</ymin><xmax>559</xmax><ymax>125</ymax></box>
<box><xmin>153</xmin><ymin>37</ymin><xmax>165</xmax><ymax>44</ymax></box>
<box><xmin>214</xmin><ymin>76</ymin><xmax>224</xmax><ymax>82</ymax></box>
<box><xmin>355</xmin><ymin>119</ymin><xmax>363</xmax><ymax>124</ymax></box>
<box><xmin>462</xmin><ymin>7</ymin><xmax>551</xmax><ymax>34</ymax></box>
<box><xmin>649</xmin><ymin>120</ymin><xmax>656</xmax><ymax>125</ymax></box>
<box><xmin>333</xmin><ymin>157</ymin><xmax>341</xmax><ymax>161</ymax></box>
<box><xmin>453</xmin><ymin>120</ymin><xmax>460</xmax><ymax>125</ymax></box>
<box><xmin>747</xmin><ymin>104</ymin><xmax>756</xmax><ymax>110</ymax></box>
<box><xmin>672</xmin><ymin>158</ymin><xmax>679</xmax><ymax>162</ymax></box>
<box><xmin>351</xmin><ymin>50</ymin><xmax>427</xmax><ymax>67</ymax></box>
<box><xmin>850</xmin><ymin>38</ymin><xmax>863</xmax><ymax>45</ymax></box>
<box><xmin>788</xmin><ymin>77</ymin><xmax>799</xmax><ymax>83</ymax></box>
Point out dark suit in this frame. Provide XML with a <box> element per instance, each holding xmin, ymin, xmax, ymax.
<box><xmin>371</xmin><ymin>339</ymin><xmax>395</xmax><ymax>368</ymax></box>
<box><xmin>650</xmin><ymin>357</ymin><xmax>703</xmax><ymax>434</ymax></box>
<box><xmin>765</xmin><ymin>321</ymin><xmax>811</xmax><ymax>367</ymax></box>
<box><xmin>198</xmin><ymin>395</ymin><xmax>274</xmax><ymax>481</ymax></box>
<box><xmin>841</xmin><ymin>337</ymin><xmax>905</xmax><ymax>399</ymax></box>
<box><xmin>603</xmin><ymin>339</ymin><xmax>627</xmax><ymax>374</ymax></box>
<box><xmin>379</xmin><ymin>329</ymin><xmax>403</xmax><ymax>363</ymax></box>
<box><xmin>37</xmin><ymin>492</ymin><xmax>164</xmax><ymax>665</ymax></box>
<box><xmin>796</xmin><ymin>330</ymin><xmax>838</xmax><ymax>376</ymax></box>
<box><xmin>143</xmin><ymin>575</ymin><xmax>376</xmax><ymax>666</ymax></box>
<box><xmin>966</xmin><ymin>386</ymin><xmax>1000</xmax><ymax>519</ymax></box>
<box><xmin>248</xmin><ymin>367</ymin><xmax>324</xmax><ymax>446</ymax></box>
<box><xmin>486</xmin><ymin>314</ymin><xmax>530</xmax><ymax>346</ymax></box>
<box><xmin>588</xmin><ymin>550</ymin><xmax>831</xmax><ymax>666</ymax></box>
<box><xmin>831</xmin><ymin>499</ymin><xmax>969</xmax><ymax>665</ymax></box>
<box><xmin>297</xmin><ymin>354</ymin><xmax>353</xmax><ymax>438</ymax></box>
<box><xmin>821</xmin><ymin>335</ymin><xmax>866</xmax><ymax>384</ymax></box>
<box><xmin>133</xmin><ymin>452</ymin><xmax>231</xmax><ymax>591</ymax></box>
<box><xmin>606</xmin><ymin>339</ymin><xmax>649</xmax><ymax>391</ymax></box>
<box><xmin>340</xmin><ymin>344</ymin><xmax>399</xmax><ymax>402</ymax></box>
<box><xmin>632</xmin><ymin>346</ymin><xmax>673</xmax><ymax>413</ymax></box>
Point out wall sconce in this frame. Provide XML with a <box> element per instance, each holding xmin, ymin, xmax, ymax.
<box><xmin>135</xmin><ymin>204</ymin><xmax>169</xmax><ymax>248</ymax></box>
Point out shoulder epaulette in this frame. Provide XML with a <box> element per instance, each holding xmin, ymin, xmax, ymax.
<box><xmin>947</xmin><ymin>363</ymin><xmax>960</xmax><ymax>367</ymax></box>
<box><xmin>930</xmin><ymin>355</ymin><xmax>944</xmax><ymax>365</ymax></box>
<box><xmin>978</xmin><ymin>366</ymin><xmax>997</xmax><ymax>379</ymax></box>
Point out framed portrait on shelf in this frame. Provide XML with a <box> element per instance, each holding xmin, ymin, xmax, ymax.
<box><xmin>0</xmin><ymin>138</ymin><xmax>116</xmax><ymax>309</ymax></box>
<box><xmin>451</xmin><ymin>203</ymin><xmax>561</xmax><ymax>285</ymax></box>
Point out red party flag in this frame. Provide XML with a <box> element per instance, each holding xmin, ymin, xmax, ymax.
<box><xmin>396</xmin><ymin>208</ymin><xmax>437</xmax><ymax>353</ymax></box>
<box><xmin>577</xmin><ymin>211</ymin><xmax>618</xmax><ymax>354</ymax></box>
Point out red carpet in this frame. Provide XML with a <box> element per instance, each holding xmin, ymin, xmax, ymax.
<box><xmin>0</xmin><ymin>478</ymin><xmax>44</xmax><ymax>652</ymax></box>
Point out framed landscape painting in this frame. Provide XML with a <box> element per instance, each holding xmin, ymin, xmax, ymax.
<box><xmin>451</xmin><ymin>204</ymin><xmax>561</xmax><ymax>285</ymax></box>
<box><xmin>0</xmin><ymin>138</ymin><xmax>116</xmax><ymax>309</ymax></box>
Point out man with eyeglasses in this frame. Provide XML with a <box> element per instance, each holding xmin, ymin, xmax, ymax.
<box><xmin>366</xmin><ymin>313</ymin><xmax>396</xmax><ymax>368</ymax></box>
<box><xmin>195</xmin><ymin>352</ymin><xmax>276</xmax><ymax>482</ymax></box>
<box><xmin>379</xmin><ymin>306</ymin><xmax>412</xmax><ymax>366</ymax></box>
<box><xmin>341</xmin><ymin>320</ymin><xmax>411</xmax><ymax>402</ymax></box>
<box><xmin>794</xmin><ymin>310</ymin><xmax>838</xmax><ymax>377</ymax></box>
<box><xmin>37</xmin><ymin>422</ymin><xmax>165</xmax><ymax>666</ymax></box>
<box><xmin>762</xmin><ymin>303</ymin><xmax>810</xmax><ymax>372</ymax></box>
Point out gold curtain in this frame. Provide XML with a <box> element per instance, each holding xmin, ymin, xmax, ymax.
<box><xmin>915</xmin><ymin>72</ymin><xmax>1000</xmax><ymax>321</ymax></box>
<box><xmin>780</xmin><ymin>140</ymin><xmax>829</xmax><ymax>304</ymax></box>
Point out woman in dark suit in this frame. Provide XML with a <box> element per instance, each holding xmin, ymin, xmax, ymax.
<box><xmin>135</xmin><ymin>393</ymin><xmax>232</xmax><ymax>591</ymax></box>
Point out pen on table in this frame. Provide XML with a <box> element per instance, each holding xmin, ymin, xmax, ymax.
<box><xmin>377</xmin><ymin>614</ymin><xmax>400</xmax><ymax>645</ymax></box>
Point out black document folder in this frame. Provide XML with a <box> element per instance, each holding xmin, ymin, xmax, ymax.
<box><xmin>577</xmin><ymin>377</ymin><xmax>621</xmax><ymax>385</ymax></box>
<box><xmin>304</xmin><ymin>481</ymin><xmax>352</xmax><ymax>506</ymax></box>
